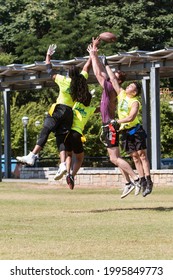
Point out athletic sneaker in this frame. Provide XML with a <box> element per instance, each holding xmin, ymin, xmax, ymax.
<box><xmin>134</xmin><ymin>179</ymin><xmax>141</xmax><ymax>196</ymax></box>
<box><xmin>121</xmin><ymin>182</ymin><xmax>135</xmax><ymax>199</ymax></box>
<box><xmin>66</xmin><ymin>174</ymin><xmax>74</xmax><ymax>190</ymax></box>
<box><xmin>16</xmin><ymin>152</ymin><xmax>36</xmax><ymax>166</ymax></box>
<box><xmin>142</xmin><ymin>181</ymin><xmax>153</xmax><ymax>197</ymax></box>
<box><xmin>54</xmin><ymin>162</ymin><xmax>67</xmax><ymax>180</ymax></box>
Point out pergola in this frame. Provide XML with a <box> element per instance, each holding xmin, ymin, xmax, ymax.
<box><xmin>1</xmin><ymin>47</ymin><xmax>173</xmax><ymax>179</ymax></box>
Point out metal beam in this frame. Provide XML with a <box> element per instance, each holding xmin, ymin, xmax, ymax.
<box><xmin>142</xmin><ymin>77</ymin><xmax>151</xmax><ymax>165</ymax></box>
<box><xmin>150</xmin><ymin>66</ymin><xmax>161</xmax><ymax>169</ymax></box>
<box><xmin>0</xmin><ymin>92</ymin><xmax>2</xmax><ymax>182</ymax></box>
<box><xmin>3</xmin><ymin>90</ymin><xmax>11</xmax><ymax>178</ymax></box>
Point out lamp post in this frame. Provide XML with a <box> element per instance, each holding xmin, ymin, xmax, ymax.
<box><xmin>35</xmin><ymin>120</ymin><xmax>41</xmax><ymax>128</ymax></box>
<box><xmin>44</xmin><ymin>111</ymin><xmax>48</xmax><ymax>119</ymax></box>
<box><xmin>22</xmin><ymin>116</ymin><xmax>29</xmax><ymax>156</ymax></box>
<box><xmin>35</xmin><ymin>120</ymin><xmax>41</xmax><ymax>141</ymax></box>
<box><xmin>35</xmin><ymin>120</ymin><xmax>41</xmax><ymax>166</ymax></box>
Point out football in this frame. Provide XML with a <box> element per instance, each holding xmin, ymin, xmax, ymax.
<box><xmin>99</xmin><ymin>32</ymin><xmax>116</xmax><ymax>43</ymax></box>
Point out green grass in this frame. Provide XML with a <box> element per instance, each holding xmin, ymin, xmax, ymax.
<box><xmin>0</xmin><ymin>182</ymin><xmax>173</xmax><ymax>260</ymax></box>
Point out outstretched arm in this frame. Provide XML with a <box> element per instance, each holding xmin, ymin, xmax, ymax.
<box><xmin>105</xmin><ymin>63</ymin><xmax>121</xmax><ymax>95</ymax></box>
<box><xmin>45</xmin><ymin>44</ymin><xmax>57</xmax><ymax>79</ymax></box>
<box><xmin>87</xmin><ymin>39</ymin><xmax>107</xmax><ymax>88</ymax></box>
<box><xmin>82</xmin><ymin>56</ymin><xmax>92</xmax><ymax>73</ymax></box>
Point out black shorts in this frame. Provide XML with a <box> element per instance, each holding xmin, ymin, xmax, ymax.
<box><xmin>65</xmin><ymin>130</ymin><xmax>83</xmax><ymax>154</ymax></box>
<box><xmin>55</xmin><ymin>133</ymin><xmax>69</xmax><ymax>152</ymax></box>
<box><xmin>120</xmin><ymin>125</ymin><xmax>147</xmax><ymax>154</ymax></box>
<box><xmin>50</xmin><ymin>104</ymin><xmax>73</xmax><ymax>134</ymax></box>
<box><xmin>100</xmin><ymin>122</ymin><xmax>119</xmax><ymax>148</ymax></box>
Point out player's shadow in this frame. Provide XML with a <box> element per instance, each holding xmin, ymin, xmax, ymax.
<box><xmin>89</xmin><ymin>206</ymin><xmax>173</xmax><ymax>213</ymax></box>
<box><xmin>70</xmin><ymin>206</ymin><xmax>173</xmax><ymax>213</ymax></box>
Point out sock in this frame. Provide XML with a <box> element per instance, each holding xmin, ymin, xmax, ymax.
<box><xmin>125</xmin><ymin>182</ymin><xmax>131</xmax><ymax>186</ymax></box>
<box><xmin>134</xmin><ymin>178</ymin><xmax>139</xmax><ymax>183</ymax></box>
<box><xmin>146</xmin><ymin>175</ymin><xmax>152</xmax><ymax>182</ymax></box>
<box><xmin>140</xmin><ymin>176</ymin><xmax>146</xmax><ymax>183</ymax></box>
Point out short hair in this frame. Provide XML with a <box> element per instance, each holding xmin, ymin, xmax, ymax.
<box><xmin>133</xmin><ymin>81</ymin><xmax>142</xmax><ymax>95</ymax></box>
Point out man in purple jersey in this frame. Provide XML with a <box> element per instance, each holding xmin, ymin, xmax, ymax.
<box><xmin>87</xmin><ymin>40</ymin><xmax>140</xmax><ymax>199</ymax></box>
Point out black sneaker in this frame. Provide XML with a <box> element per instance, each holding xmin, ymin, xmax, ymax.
<box><xmin>140</xmin><ymin>178</ymin><xmax>147</xmax><ymax>194</ymax></box>
<box><xmin>142</xmin><ymin>181</ymin><xmax>153</xmax><ymax>197</ymax></box>
<box><xmin>66</xmin><ymin>174</ymin><xmax>74</xmax><ymax>190</ymax></box>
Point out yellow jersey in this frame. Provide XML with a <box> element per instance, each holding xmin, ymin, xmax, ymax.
<box><xmin>55</xmin><ymin>70</ymin><xmax>88</xmax><ymax>108</ymax></box>
<box><xmin>72</xmin><ymin>102</ymin><xmax>96</xmax><ymax>135</ymax></box>
<box><xmin>48</xmin><ymin>70</ymin><xmax>89</xmax><ymax>116</ymax></box>
<box><xmin>117</xmin><ymin>90</ymin><xmax>140</xmax><ymax>130</ymax></box>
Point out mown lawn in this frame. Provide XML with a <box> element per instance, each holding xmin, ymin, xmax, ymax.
<box><xmin>0</xmin><ymin>182</ymin><xmax>173</xmax><ymax>260</ymax></box>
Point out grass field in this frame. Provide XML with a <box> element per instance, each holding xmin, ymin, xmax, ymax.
<box><xmin>0</xmin><ymin>182</ymin><xmax>173</xmax><ymax>260</ymax></box>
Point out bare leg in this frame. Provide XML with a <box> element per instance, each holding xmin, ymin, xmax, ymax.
<box><xmin>66</xmin><ymin>151</ymin><xmax>72</xmax><ymax>174</ymax></box>
<box><xmin>107</xmin><ymin>147</ymin><xmax>139</xmax><ymax>182</ymax></box>
<box><xmin>53</xmin><ymin>150</ymin><xmax>67</xmax><ymax>181</ymax></box>
<box><xmin>119</xmin><ymin>167</ymin><xmax>131</xmax><ymax>183</ymax></box>
<box><xmin>137</xmin><ymin>149</ymin><xmax>151</xmax><ymax>176</ymax></box>
<box><xmin>32</xmin><ymin>144</ymin><xmax>42</xmax><ymax>155</ymax></box>
<box><xmin>131</xmin><ymin>151</ymin><xmax>145</xmax><ymax>178</ymax></box>
<box><xmin>59</xmin><ymin>150</ymin><xmax>67</xmax><ymax>164</ymax></box>
<box><xmin>131</xmin><ymin>149</ymin><xmax>153</xmax><ymax>197</ymax></box>
<box><xmin>72</xmin><ymin>152</ymin><xmax>84</xmax><ymax>177</ymax></box>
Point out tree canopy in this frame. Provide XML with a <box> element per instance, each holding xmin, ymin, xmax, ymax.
<box><xmin>1</xmin><ymin>0</ymin><xmax>173</xmax><ymax>63</ymax></box>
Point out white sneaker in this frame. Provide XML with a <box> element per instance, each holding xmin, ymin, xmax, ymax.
<box><xmin>54</xmin><ymin>162</ymin><xmax>67</xmax><ymax>180</ymax></box>
<box><xmin>121</xmin><ymin>182</ymin><xmax>135</xmax><ymax>199</ymax></box>
<box><xmin>16</xmin><ymin>152</ymin><xmax>36</xmax><ymax>166</ymax></box>
<box><xmin>134</xmin><ymin>180</ymin><xmax>141</xmax><ymax>196</ymax></box>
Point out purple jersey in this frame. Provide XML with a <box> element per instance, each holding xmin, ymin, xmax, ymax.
<box><xmin>100</xmin><ymin>79</ymin><xmax>115</xmax><ymax>123</ymax></box>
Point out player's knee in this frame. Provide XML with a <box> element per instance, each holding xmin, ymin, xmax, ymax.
<box><xmin>37</xmin><ymin>126</ymin><xmax>50</xmax><ymax>147</ymax></box>
<box><xmin>109</xmin><ymin>155</ymin><xmax>118</xmax><ymax>166</ymax></box>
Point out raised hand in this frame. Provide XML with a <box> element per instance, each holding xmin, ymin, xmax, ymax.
<box><xmin>47</xmin><ymin>44</ymin><xmax>57</xmax><ymax>56</ymax></box>
<box><xmin>92</xmin><ymin>36</ymin><xmax>101</xmax><ymax>47</ymax></box>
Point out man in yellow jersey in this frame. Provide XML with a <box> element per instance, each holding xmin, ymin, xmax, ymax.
<box><xmin>16</xmin><ymin>44</ymin><xmax>91</xmax><ymax>181</ymax></box>
<box><xmin>105</xmin><ymin>61</ymin><xmax>153</xmax><ymax>197</ymax></box>
<box><xmin>87</xmin><ymin>41</ymin><xmax>141</xmax><ymax>199</ymax></box>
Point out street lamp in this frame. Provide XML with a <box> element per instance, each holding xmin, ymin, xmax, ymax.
<box><xmin>35</xmin><ymin>120</ymin><xmax>41</xmax><ymax>128</ymax></box>
<box><xmin>35</xmin><ymin>120</ymin><xmax>41</xmax><ymax>166</ymax></box>
<box><xmin>44</xmin><ymin>111</ymin><xmax>48</xmax><ymax>119</ymax></box>
<box><xmin>22</xmin><ymin>116</ymin><xmax>29</xmax><ymax>156</ymax></box>
<box><xmin>35</xmin><ymin>120</ymin><xmax>41</xmax><ymax>142</ymax></box>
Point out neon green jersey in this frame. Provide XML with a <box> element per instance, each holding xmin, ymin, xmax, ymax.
<box><xmin>117</xmin><ymin>89</ymin><xmax>141</xmax><ymax>130</ymax></box>
<box><xmin>72</xmin><ymin>102</ymin><xmax>96</xmax><ymax>135</ymax></box>
<box><xmin>55</xmin><ymin>70</ymin><xmax>88</xmax><ymax>108</ymax></box>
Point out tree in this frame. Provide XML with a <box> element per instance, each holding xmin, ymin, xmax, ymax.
<box><xmin>160</xmin><ymin>94</ymin><xmax>173</xmax><ymax>158</ymax></box>
<box><xmin>1</xmin><ymin>0</ymin><xmax>173</xmax><ymax>62</ymax></box>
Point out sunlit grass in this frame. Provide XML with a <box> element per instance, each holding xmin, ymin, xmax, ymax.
<box><xmin>0</xmin><ymin>182</ymin><xmax>173</xmax><ymax>260</ymax></box>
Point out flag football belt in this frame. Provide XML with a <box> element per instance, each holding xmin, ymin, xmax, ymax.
<box><xmin>124</xmin><ymin>124</ymin><xmax>141</xmax><ymax>135</ymax></box>
<box><xmin>101</xmin><ymin>122</ymin><xmax>117</xmax><ymax>145</ymax></box>
<box><xmin>48</xmin><ymin>103</ymin><xmax>57</xmax><ymax>116</ymax></box>
<box><xmin>108</xmin><ymin>123</ymin><xmax>116</xmax><ymax>144</ymax></box>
